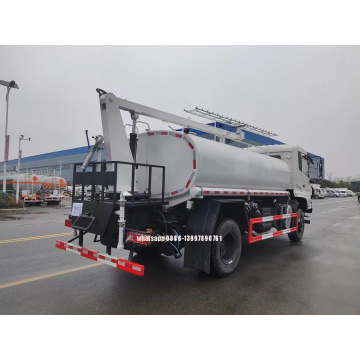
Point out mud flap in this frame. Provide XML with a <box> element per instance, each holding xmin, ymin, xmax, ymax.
<box><xmin>184</xmin><ymin>198</ymin><xmax>247</xmax><ymax>274</ymax></box>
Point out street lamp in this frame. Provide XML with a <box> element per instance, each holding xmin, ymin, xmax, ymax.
<box><xmin>16</xmin><ymin>134</ymin><xmax>31</xmax><ymax>204</ymax></box>
<box><xmin>0</xmin><ymin>79</ymin><xmax>19</xmax><ymax>200</ymax></box>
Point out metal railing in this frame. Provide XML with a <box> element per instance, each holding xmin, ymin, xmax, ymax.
<box><xmin>72</xmin><ymin>160</ymin><xmax>166</xmax><ymax>205</ymax></box>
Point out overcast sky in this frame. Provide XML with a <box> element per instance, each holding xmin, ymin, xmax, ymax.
<box><xmin>0</xmin><ymin>46</ymin><xmax>359</xmax><ymax>180</ymax></box>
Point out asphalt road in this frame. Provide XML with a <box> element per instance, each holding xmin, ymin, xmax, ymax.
<box><xmin>0</xmin><ymin>197</ymin><xmax>359</xmax><ymax>314</ymax></box>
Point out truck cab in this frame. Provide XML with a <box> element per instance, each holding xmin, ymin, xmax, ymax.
<box><xmin>311</xmin><ymin>184</ymin><xmax>324</xmax><ymax>199</ymax></box>
<box><xmin>248</xmin><ymin>144</ymin><xmax>312</xmax><ymax>212</ymax></box>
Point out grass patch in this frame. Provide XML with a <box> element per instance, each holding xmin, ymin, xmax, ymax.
<box><xmin>0</xmin><ymin>192</ymin><xmax>24</xmax><ymax>209</ymax></box>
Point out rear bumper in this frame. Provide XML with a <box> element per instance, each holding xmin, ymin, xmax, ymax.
<box><xmin>55</xmin><ymin>240</ymin><xmax>144</xmax><ymax>276</ymax></box>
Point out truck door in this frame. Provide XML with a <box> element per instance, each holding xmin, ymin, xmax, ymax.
<box><xmin>298</xmin><ymin>151</ymin><xmax>311</xmax><ymax>193</ymax></box>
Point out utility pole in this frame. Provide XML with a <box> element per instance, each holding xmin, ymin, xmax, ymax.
<box><xmin>16</xmin><ymin>134</ymin><xmax>31</xmax><ymax>203</ymax></box>
<box><xmin>0</xmin><ymin>80</ymin><xmax>19</xmax><ymax>199</ymax></box>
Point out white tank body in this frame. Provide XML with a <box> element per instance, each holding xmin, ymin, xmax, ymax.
<box><xmin>42</xmin><ymin>176</ymin><xmax>67</xmax><ymax>191</ymax></box>
<box><xmin>136</xmin><ymin>131</ymin><xmax>291</xmax><ymax>199</ymax></box>
<box><xmin>0</xmin><ymin>173</ymin><xmax>44</xmax><ymax>193</ymax></box>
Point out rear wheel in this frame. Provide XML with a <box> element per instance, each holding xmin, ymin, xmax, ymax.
<box><xmin>210</xmin><ymin>219</ymin><xmax>242</xmax><ymax>277</ymax></box>
<box><xmin>288</xmin><ymin>208</ymin><xmax>305</xmax><ymax>242</ymax></box>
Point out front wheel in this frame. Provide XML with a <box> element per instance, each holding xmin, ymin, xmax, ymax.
<box><xmin>288</xmin><ymin>208</ymin><xmax>305</xmax><ymax>242</ymax></box>
<box><xmin>210</xmin><ymin>218</ymin><xmax>242</xmax><ymax>277</ymax></box>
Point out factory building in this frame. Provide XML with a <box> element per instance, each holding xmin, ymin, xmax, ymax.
<box><xmin>350</xmin><ymin>180</ymin><xmax>360</xmax><ymax>192</ymax></box>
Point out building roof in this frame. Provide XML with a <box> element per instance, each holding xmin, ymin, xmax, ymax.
<box><xmin>1</xmin><ymin>146</ymin><xmax>89</xmax><ymax>167</ymax></box>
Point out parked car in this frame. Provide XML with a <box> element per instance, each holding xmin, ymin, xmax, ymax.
<box><xmin>335</xmin><ymin>189</ymin><xmax>348</xmax><ymax>197</ymax></box>
<box><xmin>326</xmin><ymin>188</ymin><xmax>339</xmax><ymax>197</ymax></box>
<box><xmin>347</xmin><ymin>190</ymin><xmax>355</xmax><ymax>197</ymax></box>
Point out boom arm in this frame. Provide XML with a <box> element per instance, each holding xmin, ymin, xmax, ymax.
<box><xmin>114</xmin><ymin>96</ymin><xmax>244</xmax><ymax>142</ymax></box>
<box><xmin>98</xmin><ymin>92</ymin><xmax>245</xmax><ymax>192</ymax></box>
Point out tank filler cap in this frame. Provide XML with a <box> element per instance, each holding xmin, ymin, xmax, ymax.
<box><xmin>190</xmin><ymin>187</ymin><xmax>202</xmax><ymax>198</ymax></box>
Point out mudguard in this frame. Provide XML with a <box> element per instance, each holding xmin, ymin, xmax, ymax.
<box><xmin>184</xmin><ymin>198</ymin><xmax>247</xmax><ymax>273</ymax></box>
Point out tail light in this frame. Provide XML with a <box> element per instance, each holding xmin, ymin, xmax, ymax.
<box><xmin>65</xmin><ymin>219</ymin><xmax>72</xmax><ymax>228</ymax></box>
<box><xmin>126</xmin><ymin>232</ymin><xmax>150</xmax><ymax>245</ymax></box>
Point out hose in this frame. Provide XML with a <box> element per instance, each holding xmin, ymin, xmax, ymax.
<box><xmin>172</xmin><ymin>228</ymin><xmax>180</xmax><ymax>249</ymax></box>
<box><xmin>81</xmin><ymin>135</ymin><xmax>104</xmax><ymax>170</ymax></box>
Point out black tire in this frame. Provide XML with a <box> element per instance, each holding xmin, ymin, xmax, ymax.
<box><xmin>135</xmin><ymin>246</ymin><xmax>162</xmax><ymax>258</ymax></box>
<box><xmin>288</xmin><ymin>208</ymin><xmax>305</xmax><ymax>242</ymax></box>
<box><xmin>210</xmin><ymin>218</ymin><xmax>242</xmax><ymax>277</ymax></box>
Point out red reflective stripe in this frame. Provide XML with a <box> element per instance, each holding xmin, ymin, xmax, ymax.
<box><xmin>254</xmin><ymin>192</ymin><xmax>258</xmax><ymax>195</ymax></box>
<box><xmin>193</xmin><ymin>159</ymin><xmax>196</xmax><ymax>169</ymax></box>
<box><xmin>161</xmin><ymin>132</ymin><xmax>168</xmax><ymax>135</ymax></box>
<box><xmin>55</xmin><ymin>240</ymin><xmax>144</xmax><ymax>276</ymax></box>
<box><xmin>248</xmin><ymin>212</ymin><xmax>298</xmax><ymax>244</ymax></box>
<box><xmin>232</xmin><ymin>191</ymin><xmax>237</xmax><ymax>194</ymax></box>
<box><xmin>215</xmin><ymin>191</ymin><xmax>220</xmax><ymax>194</ymax></box>
<box><xmin>240</xmin><ymin>192</ymin><xmax>245</xmax><ymax>194</ymax></box>
<box><xmin>251</xmin><ymin>235</ymin><xmax>263</xmax><ymax>242</ymax></box>
<box><xmin>188</xmin><ymin>142</ymin><xmax>194</xmax><ymax>149</ymax></box>
<box><xmin>111</xmin><ymin>258</ymin><xmax>145</xmax><ymax>276</ymax></box>
<box><xmin>224</xmin><ymin>191</ymin><xmax>228</xmax><ymax>194</ymax></box>
<box><xmin>204</xmin><ymin>191</ymin><xmax>210</xmax><ymax>194</ymax></box>
<box><xmin>273</xmin><ymin>215</ymin><xmax>283</xmax><ymax>220</ymax></box>
<box><xmin>79</xmin><ymin>248</ymin><xmax>99</xmax><ymax>261</ymax></box>
<box><xmin>185</xmin><ymin>180</ymin><xmax>191</xmax><ymax>189</ymax></box>
<box><xmin>273</xmin><ymin>230</ymin><xmax>283</xmax><ymax>237</ymax></box>
<box><xmin>175</xmin><ymin>134</ymin><xmax>182</xmax><ymax>138</ymax></box>
<box><xmin>148</xmin><ymin>132</ymin><xmax>154</xmax><ymax>136</ymax></box>
<box><xmin>260</xmin><ymin>192</ymin><xmax>263</xmax><ymax>195</ymax></box>
<box><xmin>55</xmin><ymin>240</ymin><xmax>67</xmax><ymax>251</ymax></box>
<box><xmin>171</xmin><ymin>191</ymin><xmax>178</xmax><ymax>195</ymax></box>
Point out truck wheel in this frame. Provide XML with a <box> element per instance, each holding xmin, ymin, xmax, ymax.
<box><xmin>210</xmin><ymin>219</ymin><xmax>242</xmax><ymax>277</ymax></box>
<box><xmin>288</xmin><ymin>208</ymin><xmax>305</xmax><ymax>242</ymax></box>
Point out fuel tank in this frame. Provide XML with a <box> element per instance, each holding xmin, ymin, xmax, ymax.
<box><xmin>0</xmin><ymin>173</ymin><xmax>44</xmax><ymax>193</ymax></box>
<box><xmin>42</xmin><ymin>176</ymin><xmax>67</xmax><ymax>191</ymax></box>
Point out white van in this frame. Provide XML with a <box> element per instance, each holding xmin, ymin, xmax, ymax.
<box><xmin>335</xmin><ymin>188</ymin><xmax>348</xmax><ymax>197</ymax></box>
<box><xmin>325</xmin><ymin>188</ymin><xmax>339</xmax><ymax>197</ymax></box>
